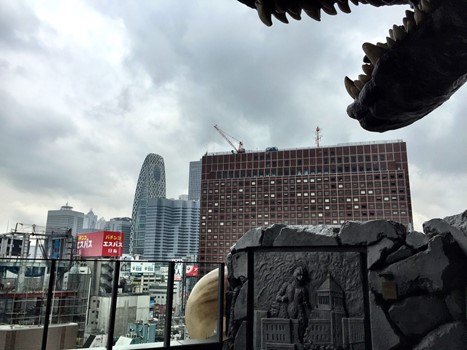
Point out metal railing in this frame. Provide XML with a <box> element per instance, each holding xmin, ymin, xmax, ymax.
<box><xmin>0</xmin><ymin>258</ymin><xmax>224</xmax><ymax>350</ymax></box>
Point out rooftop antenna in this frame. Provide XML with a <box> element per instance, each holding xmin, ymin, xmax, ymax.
<box><xmin>315</xmin><ymin>126</ymin><xmax>322</xmax><ymax>148</ymax></box>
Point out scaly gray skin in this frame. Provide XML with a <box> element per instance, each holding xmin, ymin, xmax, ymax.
<box><xmin>237</xmin><ymin>0</ymin><xmax>467</xmax><ymax>132</ymax></box>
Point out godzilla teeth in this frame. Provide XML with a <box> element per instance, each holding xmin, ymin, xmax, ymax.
<box><xmin>362</xmin><ymin>64</ymin><xmax>373</xmax><ymax>76</ymax></box>
<box><xmin>344</xmin><ymin>76</ymin><xmax>359</xmax><ymax>99</ymax></box>
<box><xmin>392</xmin><ymin>25</ymin><xmax>407</xmax><ymax>41</ymax></box>
<box><xmin>362</xmin><ymin>43</ymin><xmax>386</xmax><ymax>66</ymax></box>
<box><xmin>414</xmin><ymin>6</ymin><xmax>426</xmax><ymax>25</ymax></box>
<box><xmin>255</xmin><ymin>1</ymin><xmax>273</xmax><ymax>26</ymax></box>
<box><xmin>420</xmin><ymin>0</ymin><xmax>433</xmax><ymax>13</ymax></box>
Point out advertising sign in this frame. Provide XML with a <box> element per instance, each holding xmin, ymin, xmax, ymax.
<box><xmin>76</xmin><ymin>231</ymin><xmax>123</xmax><ymax>257</ymax></box>
<box><xmin>174</xmin><ymin>263</ymin><xmax>183</xmax><ymax>281</ymax></box>
<box><xmin>185</xmin><ymin>265</ymin><xmax>199</xmax><ymax>277</ymax></box>
<box><xmin>130</xmin><ymin>262</ymin><xmax>156</xmax><ymax>274</ymax></box>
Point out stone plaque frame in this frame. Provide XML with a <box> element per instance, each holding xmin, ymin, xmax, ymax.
<box><xmin>243</xmin><ymin>245</ymin><xmax>371</xmax><ymax>350</ymax></box>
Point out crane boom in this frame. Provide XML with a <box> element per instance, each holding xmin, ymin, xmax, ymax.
<box><xmin>214</xmin><ymin>125</ymin><xmax>245</xmax><ymax>153</ymax></box>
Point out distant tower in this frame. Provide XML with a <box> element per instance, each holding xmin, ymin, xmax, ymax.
<box><xmin>83</xmin><ymin>209</ymin><xmax>98</xmax><ymax>229</ymax></box>
<box><xmin>143</xmin><ymin>198</ymin><xmax>200</xmax><ymax>260</ymax></box>
<box><xmin>188</xmin><ymin>160</ymin><xmax>202</xmax><ymax>201</ymax></box>
<box><xmin>45</xmin><ymin>204</ymin><xmax>84</xmax><ymax>237</ymax></box>
<box><xmin>130</xmin><ymin>154</ymin><xmax>166</xmax><ymax>256</ymax></box>
<box><xmin>315</xmin><ymin>126</ymin><xmax>322</xmax><ymax>148</ymax></box>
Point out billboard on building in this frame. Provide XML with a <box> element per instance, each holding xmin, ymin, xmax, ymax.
<box><xmin>76</xmin><ymin>231</ymin><xmax>123</xmax><ymax>257</ymax></box>
<box><xmin>130</xmin><ymin>262</ymin><xmax>156</xmax><ymax>274</ymax></box>
<box><xmin>185</xmin><ymin>265</ymin><xmax>199</xmax><ymax>277</ymax></box>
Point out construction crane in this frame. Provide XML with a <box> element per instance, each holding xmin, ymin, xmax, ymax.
<box><xmin>214</xmin><ymin>124</ymin><xmax>245</xmax><ymax>153</ymax></box>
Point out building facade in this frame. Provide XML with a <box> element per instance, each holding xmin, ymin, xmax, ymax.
<box><xmin>143</xmin><ymin>198</ymin><xmax>200</xmax><ymax>261</ymax></box>
<box><xmin>130</xmin><ymin>154</ymin><xmax>166</xmax><ymax>256</ymax></box>
<box><xmin>188</xmin><ymin>160</ymin><xmax>202</xmax><ymax>201</ymax></box>
<box><xmin>45</xmin><ymin>203</ymin><xmax>84</xmax><ymax>237</ymax></box>
<box><xmin>199</xmin><ymin>141</ymin><xmax>412</xmax><ymax>262</ymax></box>
<box><xmin>105</xmin><ymin>217</ymin><xmax>132</xmax><ymax>255</ymax></box>
<box><xmin>83</xmin><ymin>209</ymin><xmax>98</xmax><ymax>230</ymax></box>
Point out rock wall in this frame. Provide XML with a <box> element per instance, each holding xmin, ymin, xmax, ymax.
<box><xmin>226</xmin><ymin>211</ymin><xmax>467</xmax><ymax>350</ymax></box>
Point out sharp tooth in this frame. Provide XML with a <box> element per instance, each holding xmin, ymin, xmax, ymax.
<box><xmin>358</xmin><ymin>74</ymin><xmax>370</xmax><ymax>84</ymax></box>
<box><xmin>287</xmin><ymin>9</ymin><xmax>302</xmax><ymax>20</ymax></box>
<box><xmin>420</xmin><ymin>0</ymin><xmax>433</xmax><ymax>13</ymax></box>
<box><xmin>337</xmin><ymin>1</ymin><xmax>352</xmax><ymax>14</ymax></box>
<box><xmin>319</xmin><ymin>0</ymin><xmax>338</xmax><ymax>15</ymax></box>
<box><xmin>300</xmin><ymin>0</ymin><xmax>322</xmax><ymax>22</ymax></box>
<box><xmin>388</xmin><ymin>29</ymin><xmax>395</xmax><ymax>41</ymax></box>
<box><xmin>256</xmin><ymin>1</ymin><xmax>273</xmax><ymax>26</ymax></box>
<box><xmin>362</xmin><ymin>42</ymin><xmax>386</xmax><ymax>65</ymax></box>
<box><xmin>386</xmin><ymin>36</ymin><xmax>396</xmax><ymax>49</ymax></box>
<box><xmin>392</xmin><ymin>25</ymin><xmax>407</xmax><ymax>41</ymax></box>
<box><xmin>273</xmin><ymin>11</ymin><xmax>289</xmax><ymax>23</ymax></box>
<box><xmin>414</xmin><ymin>6</ymin><xmax>425</xmax><ymax>25</ymax></box>
<box><xmin>376</xmin><ymin>42</ymin><xmax>389</xmax><ymax>50</ymax></box>
<box><xmin>363</xmin><ymin>55</ymin><xmax>370</xmax><ymax>64</ymax></box>
<box><xmin>405</xmin><ymin>10</ymin><xmax>415</xmax><ymax>21</ymax></box>
<box><xmin>273</xmin><ymin>0</ymin><xmax>286</xmax><ymax>13</ymax></box>
<box><xmin>344</xmin><ymin>76</ymin><xmax>358</xmax><ymax>99</ymax></box>
<box><xmin>350</xmin><ymin>86</ymin><xmax>360</xmax><ymax>98</ymax></box>
<box><xmin>349</xmin><ymin>0</ymin><xmax>359</xmax><ymax>5</ymax></box>
<box><xmin>354</xmin><ymin>79</ymin><xmax>364</xmax><ymax>90</ymax></box>
<box><xmin>362</xmin><ymin>64</ymin><xmax>373</xmax><ymax>76</ymax></box>
<box><xmin>405</xmin><ymin>18</ymin><xmax>416</xmax><ymax>33</ymax></box>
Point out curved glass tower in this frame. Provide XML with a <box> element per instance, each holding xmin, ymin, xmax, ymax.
<box><xmin>130</xmin><ymin>153</ymin><xmax>166</xmax><ymax>256</ymax></box>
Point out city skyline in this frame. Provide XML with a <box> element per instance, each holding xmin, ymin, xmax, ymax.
<box><xmin>1</xmin><ymin>1</ymin><xmax>466</xmax><ymax>234</ymax></box>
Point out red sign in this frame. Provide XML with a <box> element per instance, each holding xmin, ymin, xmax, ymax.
<box><xmin>76</xmin><ymin>231</ymin><xmax>123</xmax><ymax>257</ymax></box>
<box><xmin>185</xmin><ymin>265</ymin><xmax>199</xmax><ymax>277</ymax></box>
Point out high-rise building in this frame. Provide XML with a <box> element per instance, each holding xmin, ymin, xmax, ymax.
<box><xmin>143</xmin><ymin>198</ymin><xmax>200</xmax><ymax>260</ymax></box>
<box><xmin>199</xmin><ymin>140</ymin><xmax>413</xmax><ymax>262</ymax></box>
<box><xmin>45</xmin><ymin>203</ymin><xmax>84</xmax><ymax>237</ymax></box>
<box><xmin>130</xmin><ymin>154</ymin><xmax>166</xmax><ymax>256</ymax></box>
<box><xmin>83</xmin><ymin>209</ymin><xmax>98</xmax><ymax>229</ymax></box>
<box><xmin>105</xmin><ymin>217</ymin><xmax>132</xmax><ymax>254</ymax></box>
<box><xmin>188</xmin><ymin>160</ymin><xmax>202</xmax><ymax>201</ymax></box>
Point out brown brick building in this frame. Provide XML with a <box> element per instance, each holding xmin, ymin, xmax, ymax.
<box><xmin>199</xmin><ymin>140</ymin><xmax>412</xmax><ymax>262</ymax></box>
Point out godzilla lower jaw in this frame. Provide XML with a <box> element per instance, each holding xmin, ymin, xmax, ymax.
<box><xmin>244</xmin><ymin>0</ymin><xmax>467</xmax><ymax>132</ymax></box>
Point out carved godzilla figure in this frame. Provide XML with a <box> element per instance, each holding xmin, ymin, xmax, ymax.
<box><xmin>237</xmin><ymin>0</ymin><xmax>467</xmax><ymax>132</ymax></box>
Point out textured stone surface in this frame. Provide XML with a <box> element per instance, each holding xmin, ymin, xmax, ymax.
<box><xmin>388</xmin><ymin>295</ymin><xmax>451</xmax><ymax>336</ymax></box>
<box><xmin>385</xmin><ymin>245</ymin><xmax>413</xmax><ymax>265</ymax></box>
<box><xmin>423</xmin><ymin>218</ymin><xmax>467</xmax><ymax>256</ymax></box>
<box><xmin>273</xmin><ymin>225</ymin><xmax>339</xmax><ymax>246</ymax></box>
<box><xmin>413</xmin><ymin>321</ymin><xmax>467</xmax><ymax>350</ymax></box>
<box><xmin>379</xmin><ymin>235</ymin><xmax>454</xmax><ymax>296</ymax></box>
<box><xmin>367</xmin><ymin>237</ymin><xmax>396</xmax><ymax>269</ymax></box>
<box><xmin>261</xmin><ymin>224</ymin><xmax>286</xmax><ymax>246</ymax></box>
<box><xmin>231</xmin><ymin>251</ymin><xmax>247</xmax><ymax>280</ymax></box>
<box><xmin>444</xmin><ymin>210</ymin><xmax>467</xmax><ymax>233</ymax></box>
<box><xmin>234</xmin><ymin>227</ymin><xmax>262</xmax><ymax>251</ymax></box>
<box><xmin>445</xmin><ymin>289</ymin><xmax>467</xmax><ymax>320</ymax></box>
<box><xmin>340</xmin><ymin>220</ymin><xmax>405</xmax><ymax>246</ymax></box>
<box><xmin>369</xmin><ymin>293</ymin><xmax>400</xmax><ymax>350</ymax></box>
<box><xmin>233</xmin><ymin>321</ymin><xmax>246</xmax><ymax>350</ymax></box>
<box><xmin>253</xmin><ymin>251</ymin><xmax>364</xmax><ymax>317</ymax></box>
<box><xmin>405</xmin><ymin>231</ymin><xmax>429</xmax><ymax>250</ymax></box>
<box><xmin>233</xmin><ymin>281</ymin><xmax>248</xmax><ymax>321</ymax></box>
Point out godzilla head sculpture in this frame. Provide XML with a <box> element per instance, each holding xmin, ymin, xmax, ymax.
<box><xmin>237</xmin><ymin>0</ymin><xmax>467</xmax><ymax>132</ymax></box>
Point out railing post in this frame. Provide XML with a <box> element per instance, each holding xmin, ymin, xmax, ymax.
<box><xmin>164</xmin><ymin>261</ymin><xmax>175</xmax><ymax>348</ymax></box>
<box><xmin>106</xmin><ymin>259</ymin><xmax>120</xmax><ymax>350</ymax></box>
<box><xmin>217</xmin><ymin>263</ymin><xmax>225</xmax><ymax>343</ymax></box>
<box><xmin>246</xmin><ymin>249</ymin><xmax>254</xmax><ymax>350</ymax></box>
<box><xmin>41</xmin><ymin>259</ymin><xmax>56</xmax><ymax>350</ymax></box>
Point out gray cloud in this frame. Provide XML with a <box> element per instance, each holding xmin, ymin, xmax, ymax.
<box><xmin>1</xmin><ymin>1</ymin><xmax>465</xmax><ymax>232</ymax></box>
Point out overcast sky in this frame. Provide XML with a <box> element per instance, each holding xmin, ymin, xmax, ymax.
<box><xmin>1</xmin><ymin>0</ymin><xmax>465</xmax><ymax>234</ymax></box>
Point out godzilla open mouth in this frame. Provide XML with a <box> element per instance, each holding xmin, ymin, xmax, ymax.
<box><xmin>343</xmin><ymin>0</ymin><xmax>437</xmax><ymax>102</ymax></box>
<box><xmin>239</xmin><ymin>0</ymin><xmax>467</xmax><ymax>132</ymax></box>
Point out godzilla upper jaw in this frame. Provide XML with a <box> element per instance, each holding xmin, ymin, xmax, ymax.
<box><xmin>346</xmin><ymin>0</ymin><xmax>467</xmax><ymax>132</ymax></box>
<box><xmin>240</xmin><ymin>0</ymin><xmax>467</xmax><ymax>132</ymax></box>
